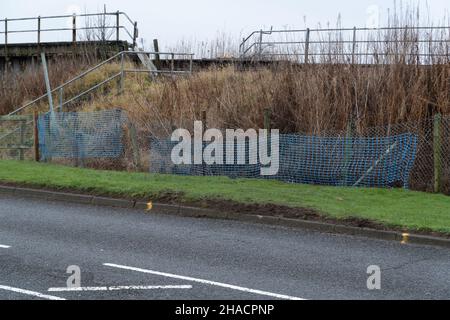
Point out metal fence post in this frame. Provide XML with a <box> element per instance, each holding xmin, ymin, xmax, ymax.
<box><xmin>153</xmin><ymin>39</ymin><xmax>161</xmax><ymax>69</ymax></box>
<box><xmin>352</xmin><ymin>27</ymin><xmax>357</xmax><ymax>64</ymax></box>
<box><xmin>40</xmin><ymin>52</ymin><xmax>54</xmax><ymax>114</ymax></box>
<box><xmin>37</xmin><ymin>16</ymin><xmax>41</xmax><ymax>44</ymax></box>
<box><xmin>189</xmin><ymin>54</ymin><xmax>193</xmax><ymax>75</ymax></box>
<box><xmin>133</xmin><ymin>22</ymin><xmax>138</xmax><ymax>48</ymax></box>
<box><xmin>305</xmin><ymin>28</ymin><xmax>310</xmax><ymax>64</ymax></box>
<box><xmin>433</xmin><ymin>113</ymin><xmax>442</xmax><ymax>193</ymax></box>
<box><xmin>258</xmin><ymin>29</ymin><xmax>263</xmax><ymax>59</ymax></box>
<box><xmin>72</xmin><ymin>14</ymin><xmax>76</xmax><ymax>43</ymax></box>
<box><xmin>116</xmin><ymin>11</ymin><xmax>120</xmax><ymax>41</ymax></box>
<box><xmin>171</xmin><ymin>53</ymin><xmax>175</xmax><ymax>76</ymax></box>
<box><xmin>119</xmin><ymin>52</ymin><xmax>125</xmax><ymax>94</ymax></box>
<box><xmin>59</xmin><ymin>87</ymin><xmax>64</xmax><ymax>111</ymax></box>
<box><xmin>4</xmin><ymin>18</ymin><xmax>8</xmax><ymax>66</ymax></box>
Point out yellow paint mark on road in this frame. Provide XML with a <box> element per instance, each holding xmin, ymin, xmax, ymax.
<box><xmin>401</xmin><ymin>233</ymin><xmax>410</xmax><ymax>244</ymax></box>
<box><xmin>147</xmin><ymin>202</ymin><xmax>153</xmax><ymax>211</ymax></box>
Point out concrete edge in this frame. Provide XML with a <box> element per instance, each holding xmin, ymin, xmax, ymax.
<box><xmin>1</xmin><ymin>185</ymin><xmax>449</xmax><ymax>249</ymax></box>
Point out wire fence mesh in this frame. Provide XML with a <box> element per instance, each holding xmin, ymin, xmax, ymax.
<box><xmin>37</xmin><ymin>109</ymin><xmax>127</xmax><ymax>165</ymax></box>
<box><xmin>149</xmin><ymin>131</ymin><xmax>418</xmax><ymax>188</ymax></box>
<box><xmin>2</xmin><ymin>109</ymin><xmax>449</xmax><ymax>194</ymax></box>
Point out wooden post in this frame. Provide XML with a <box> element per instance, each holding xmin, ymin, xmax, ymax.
<box><xmin>264</xmin><ymin>108</ymin><xmax>271</xmax><ymax>132</ymax></box>
<box><xmin>202</xmin><ymin>110</ymin><xmax>207</xmax><ymax>128</ymax></box>
<box><xmin>343</xmin><ymin>120</ymin><xmax>353</xmax><ymax>185</ymax></box>
<box><xmin>433</xmin><ymin>113</ymin><xmax>442</xmax><ymax>193</ymax></box>
<box><xmin>128</xmin><ymin>122</ymin><xmax>141</xmax><ymax>171</ymax></box>
<box><xmin>305</xmin><ymin>28</ymin><xmax>310</xmax><ymax>64</ymax></box>
<box><xmin>72</xmin><ymin>14</ymin><xmax>77</xmax><ymax>43</ymax></box>
<box><xmin>153</xmin><ymin>39</ymin><xmax>161</xmax><ymax>69</ymax></box>
<box><xmin>33</xmin><ymin>111</ymin><xmax>40</xmax><ymax>162</ymax></box>
<box><xmin>264</xmin><ymin>108</ymin><xmax>272</xmax><ymax>159</ymax></box>
<box><xmin>201</xmin><ymin>110</ymin><xmax>207</xmax><ymax>176</ymax></box>
<box><xmin>171</xmin><ymin>53</ymin><xmax>175</xmax><ymax>75</ymax></box>
<box><xmin>18</xmin><ymin>119</ymin><xmax>26</xmax><ymax>160</ymax></box>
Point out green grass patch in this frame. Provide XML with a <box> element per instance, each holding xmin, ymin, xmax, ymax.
<box><xmin>0</xmin><ymin>160</ymin><xmax>449</xmax><ymax>234</ymax></box>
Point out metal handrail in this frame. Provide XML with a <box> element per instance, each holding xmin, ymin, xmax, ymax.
<box><xmin>0</xmin><ymin>11</ymin><xmax>138</xmax><ymax>46</ymax></box>
<box><xmin>1</xmin><ymin>12</ymin><xmax>123</xmax><ymax>22</ymax></box>
<box><xmin>8</xmin><ymin>51</ymin><xmax>195</xmax><ymax>116</ymax></box>
<box><xmin>239</xmin><ymin>25</ymin><xmax>450</xmax><ymax>62</ymax></box>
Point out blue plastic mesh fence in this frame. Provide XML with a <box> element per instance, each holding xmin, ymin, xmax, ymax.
<box><xmin>149</xmin><ymin>132</ymin><xmax>418</xmax><ymax>188</ymax></box>
<box><xmin>38</xmin><ymin>109</ymin><xmax>126</xmax><ymax>161</ymax></box>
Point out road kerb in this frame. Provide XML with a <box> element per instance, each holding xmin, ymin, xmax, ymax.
<box><xmin>1</xmin><ymin>185</ymin><xmax>449</xmax><ymax>249</ymax></box>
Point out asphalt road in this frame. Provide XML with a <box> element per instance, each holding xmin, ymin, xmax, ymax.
<box><xmin>0</xmin><ymin>194</ymin><xmax>449</xmax><ymax>300</ymax></box>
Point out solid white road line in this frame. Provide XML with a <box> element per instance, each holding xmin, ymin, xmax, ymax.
<box><xmin>0</xmin><ymin>285</ymin><xmax>65</xmax><ymax>301</ymax></box>
<box><xmin>104</xmin><ymin>263</ymin><xmax>305</xmax><ymax>300</ymax></box>
<box><xmin>0</xmin><ymin>245</ymin><xmax>11</xmax><ymax>249</ymax></box>
<box><xmin>48</xmin><ymin>285</ymin><xmax>192</xmax><ymax>292</ymax></box>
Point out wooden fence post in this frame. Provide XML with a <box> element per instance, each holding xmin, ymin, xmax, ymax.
<box><xmin>433</xmin><ymin>113</ymin><xmax>442</xmax><ymax>193</ymax></box>
<box><xmin>201</xmin><ymin>110</ymin><xmax>207</xmax><ymax>176</ymax></box>
<box><xmin>128</xmin><ymin>122</ymin><xmax>141</xmax><ymax>171</ymax></box>
<box><xmin>264</xmin><ymin>108</ymin><xmax>271</xmax><ymax>132</ymax></box>
<box><xmin>18</xmin><ymin>119</ymin><xmax>26</xmax><ymax>160</ymax></box>
<box><xmin>153</xmin><ymin>39</ymin><xmax>161</xmax><ymax>69</ymax></box>
<box><xmin>34</xmin><ymin>111</ymin><xmax>40</xmax><ymax>162</ymax></box>
<box><xmin>344</xmin><ymin>119</ymin><xmax>353</xmax><ymax>185</ymax></box>
<box><xmin>264</xmin><ymin>108</ymin><xmax>272</xmax><ymax>158</ymax></box>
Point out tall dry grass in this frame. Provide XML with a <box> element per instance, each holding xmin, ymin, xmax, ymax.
<box><xmin>0</xmin><ymin>57</ymin><xmax>99</xmax><ymax>115</ymax></box>
<box><xmin>75</xmin><ymin>62</ymin><xmax>448</xmax><ymax>137</ymax></box>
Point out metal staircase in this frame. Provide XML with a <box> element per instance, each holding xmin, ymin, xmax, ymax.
<box><xmin>0</xmin><ymin>50</ymin><xmax>194</xmax><ymax>155</ymax></box>
<box><xmin>6</xmin><ymin>50</ymin><xmax>194</xmax><ymax>117</ymax></box>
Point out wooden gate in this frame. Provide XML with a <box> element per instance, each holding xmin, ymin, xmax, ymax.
<box><xmin>0</xmin><ymin>114</ymin><xmax>37</xmax><ymax>161</ymax></box>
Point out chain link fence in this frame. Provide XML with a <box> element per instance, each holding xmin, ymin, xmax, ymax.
<box><xmin>147</xmin><ymin>115</ymin><xmax>450</xmax><ymax>193</ymax></box>
<box><xmin>1</xmin><ymin>109</ymin><xmax>449</xmax><ymax>194</ymax></box>
<box><xmin>149</xmin><ymin>132</ymin><xmax>418</xmax><ymax>188</ymax></box>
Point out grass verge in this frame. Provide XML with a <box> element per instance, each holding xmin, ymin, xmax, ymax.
<box><xmin>0</xmin><ymin>160</ymin><xmax>449</xmax><ymax>235</ymax></box>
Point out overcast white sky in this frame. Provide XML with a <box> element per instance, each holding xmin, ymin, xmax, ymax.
<box><xmin>1</xmin><ymin>0</ymin><xmax>449</xmax><ymax>50</ymax></box>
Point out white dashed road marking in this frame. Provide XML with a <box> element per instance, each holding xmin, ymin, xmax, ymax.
<box><xmin>48</xmin><ymin>285</ymin><xmax>192</xmax><ymax>292</ymax></box>
<box><xmin>0</xmin><ymin>285</ymin><xmax>65</xmax><ymax>300</ymax></box>
<box><xmin>0</xmin><ymin>245</ymin><xmax>11</xmax><ymax>249</ymax></box>
<box><xmin>104</xmin><ymin>263</ymin><xmax>305</xmax><ymax>300</ymax></box>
